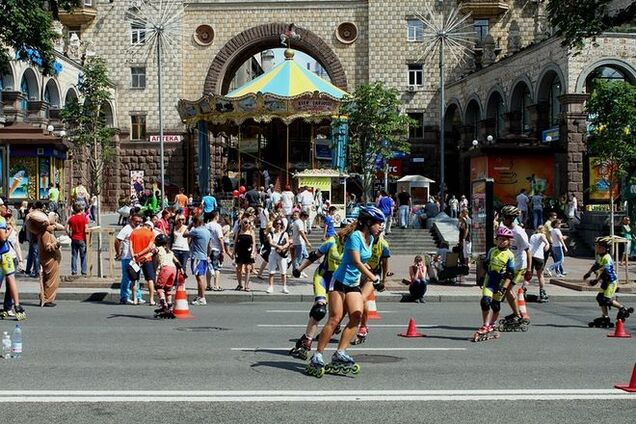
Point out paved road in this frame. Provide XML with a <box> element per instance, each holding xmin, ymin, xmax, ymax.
<box><xmin>1</xmin><ymin>300</ymin><xmax>634</xmax><ymax>422</ymax></box>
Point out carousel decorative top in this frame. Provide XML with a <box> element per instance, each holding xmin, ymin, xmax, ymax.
<box><xmin>177</xmin><ymin>49</ymin><xmax>349</xmax><ymax>127</ymax></box>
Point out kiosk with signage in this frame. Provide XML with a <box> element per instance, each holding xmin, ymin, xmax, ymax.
<box><xmin>294</xmin><ymin>169</ymin><xmax>348</xmax><ymax>226</ymax></box>
<box><xmin>396</xmin><ymin>175</ymin><xmax>434</xmax><ymax>204</ymax></box>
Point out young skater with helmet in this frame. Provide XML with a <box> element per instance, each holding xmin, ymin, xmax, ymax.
<box><xmin>306</xmin><ymin>206</ymin><xmax>385</xmax><ymax>377</ymax></box>
<box><xmin>584</xmin><ymin>236</ymin><xmax>634</xmax><ymax>328</ymax></box>
<box><xmin>153</xmin><ymin>233</ymin><xmax>182</xmax><ymax>319</ymax></box>
<box><xmin>473</xmin><ymin>226</ymin><xmax>516</xmax><ymax>341</ymax></box>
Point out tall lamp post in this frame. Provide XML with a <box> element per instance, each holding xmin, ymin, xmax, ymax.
<box><xmin>416</xmin><ymin>8</ymin><xmax>473</xmax><ymax>211</ymax></box>
<box><xmin>126</xmin><ymin>0</ymin><xmax>184</xmax><ymax>206</ymax></box>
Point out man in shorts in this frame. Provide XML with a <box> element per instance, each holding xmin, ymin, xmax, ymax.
<box><xmin>189</xmin><ymin>216</ymin><xmax>211</xmax><ymax>305</ymax></box>
<box><xmin>205</xmin><ymin>211</ymin><xmax>227</xmax><ymax>291</ymax></box>
<box><xmin>129</xmin><ymin>220</ymin><xmax>157</xmax><ymax>305</ymax></box>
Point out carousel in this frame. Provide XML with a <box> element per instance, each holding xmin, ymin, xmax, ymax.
<box><xmin>177</xmin><ymin>48</ymin><xmax>349</xmax><ymax>193</ymax></box>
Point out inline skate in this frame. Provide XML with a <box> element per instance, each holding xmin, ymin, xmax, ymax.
<box><xmin>325</xmin><ymin>351</ymin><xmax>360</xmax><ymax>376</ymax></box>
<box><xmin>471</xmin><ymin>324</ymin><xmax>499</xmax><ymax>342</ymax></box>
<box><xmin>351</xmin><ymin>325</ymin><xmax>368</xmax><ymax>345</ymax></box>
<box><xmin>616</xmin><ymin>306</ymin><xmax>634</xmax><ymax>322</ymax></box>
<box><xmin>153</xmin><ymin>301</ymin><xmax>175</xmax><ymax>319</ymax></box>
<box><xmin>497</xmin><ymin>314</ymin><xmax>529</xmax><ymax>332</ymax></box>
<box><xmin>0</xmin><ymin>308</ymin><xmax>12</xmax><ymax>319</ymax></box>
<box><xmin>588</xmin><ymin>316</ymin><xmax>613</xmax><ymax>328</ymax></box>
<box><xmin>537</xmin><ymin>289</ymin><xmax>550</xmax><ymax>303</ymax></box>
<box><xmin>305</xmin><ymin>352</ymin><xmax>325</xmax><ymax>378</ymax></box>
<box><xmin>289</xmin><ymin>334</ymin><xmax>312</xmax><ymax>360</ymax></box>
<box><xmin>14</xmin><ymin>305</ymin><xmax>26</xmax><ymax>321</ymax></box>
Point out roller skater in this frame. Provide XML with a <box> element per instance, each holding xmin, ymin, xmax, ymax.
<box><xmin>499</xmin><ymin>205</ymin><xmax>532</xmax><ymax>327</ymax></box>
<box><xmin>353</xmin><ymin>231</ymin><xmax>390</xmax><ymax>345</ymax></box>
<box><xmin>584</xmin><ymin>236</ymin><xmax>634</xmax><ymax>327</ymax></box>
<box><xmin>325</xmin><ymin>350</ymin><xmax>360</xmax><ymax>376</ymax></box>
<box><xmin>152</xmin><ymin>234</ymin><xmax>180</xmax><ymax>320</ymax></box>
<box><xmin>290</xmin><ymin>231</ymin><xmax>344</xmax><ymax>360</ymax></box>
<box><xmin>472</xmin><ymin>227</ymin><xmax>515</xmax><ymax>342</ymax></box>
<box><xmin>306</xmin><ymin>207</ymin><xmax>385</xmax><ymax>377</ymax></box>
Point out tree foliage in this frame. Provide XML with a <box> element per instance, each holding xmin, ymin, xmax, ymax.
<box><xmin>0</xmin><ymin>0</ymin><xmax>82</xmax><ymax>75</ymax></box>
<box><xmin>62</xmin><ymin>57</ymin><xmax>117</xmax><ymax>197</ymax></box>
<box><xmin>547</xmin><ymin>0</ymin><xmax>636</xmax><ymax>51</ymax></box>
<box><xmin>586</xmin><ymin>79</ymin><xmax>636</xmax><ymax>233</ymax></box>
<box><xmin>340</xmin><ymin>81</ymin><xmax>415</xmax><ymax>200</ymax></box>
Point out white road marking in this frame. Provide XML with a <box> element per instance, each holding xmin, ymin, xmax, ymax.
<box><xmin>257</xmin><ymin>324</ymin><xmax>437</xmax><ymax>328</ymax></box>
<box><xmin>231</xmin><ymin>347</ymin><xmax>466</xmax><ymax>351</ymax></box>
<box><xmin>0</xmin><ymin>389</ymin><xmax>632</xmax><ymax>402</ymax></box>
<box><xmin>266</xmin><ymin>310</ymin><xmax>397</xmax><ymax>313</ymax></box>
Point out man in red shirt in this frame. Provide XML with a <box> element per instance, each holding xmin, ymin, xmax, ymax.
<box><xmin>129</xmin><ymin>221</ymin><xmax>156</xmax><ymax>305</ymax></box>
<box><xmin>66</xmin><ymin>202</ymin><xmax>89</xmax><ymax>276</ymax></box>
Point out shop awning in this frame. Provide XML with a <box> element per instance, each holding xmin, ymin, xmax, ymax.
<box><xmin>0</xmin><ymin>122</ymin><xmax>69</xmax><ymax>150</ymax></box>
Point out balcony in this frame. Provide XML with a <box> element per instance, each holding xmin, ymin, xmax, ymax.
<box><xmin>58</xmin><ymin>6</ymin><xmax>97</xmax><ymax>27</ymax></box>
<box><xmin>458</xmin><ymin>0</ymin><xmax>510</xmax><ymax>18</ymax></box>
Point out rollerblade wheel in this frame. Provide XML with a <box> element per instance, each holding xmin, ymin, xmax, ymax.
<box><xmin>351</xmin><ymin>364</ymin><xmax>361</xmax><ymax>374</ymax></box>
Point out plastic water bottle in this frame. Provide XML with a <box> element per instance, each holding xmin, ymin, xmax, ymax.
<box><xmin>1</xmin><ymin>332</ymin><xmax>10</xmax><ymax>359</ymax></box>
<box><xmin>11</xmin><ymin>325</ymin><xmax>22</xmax><ymax>359</ymax></box>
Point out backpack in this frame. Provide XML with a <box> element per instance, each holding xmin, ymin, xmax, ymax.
<box><xmin>18</xmin><ymin>226</ymin><xmax>27</xmax><ymax>244</ymax></box>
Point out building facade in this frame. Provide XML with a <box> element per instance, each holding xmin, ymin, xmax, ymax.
<box><xmin>2</xmin><ymin>1</ymin><xmax>632</xmax><ymax>209</ymax></box>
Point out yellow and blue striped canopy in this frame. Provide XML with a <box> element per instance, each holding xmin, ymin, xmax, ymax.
<box><xmin>226</xmin><ymin>55</ymin><xmax>347</xmax><ymax>99</ymax></box>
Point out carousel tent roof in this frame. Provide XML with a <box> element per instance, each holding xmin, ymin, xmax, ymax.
<box><xmin>226</xmin><ymin>50</ymin><xmax>348</xmax><ymax>99</ymax></box>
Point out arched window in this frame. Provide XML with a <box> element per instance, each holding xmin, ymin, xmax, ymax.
<box><xmin>511</xmin><ymin>82</ymin><xmax>532</xmax><ymax>134</ymax></box>
<box><xmin>487</xmin><ymin>92</ymin><xmax>505</xmax><ymax>138</ymax></box>
<box><xmin>549</xmin><ymin>77</ymin><xmax>561</xmax><ymax>126</ymax></box>
<box><xmin>585</xmin><ymin>66</ymin><xmax>629</xmax><ymax>92</ymax></box>
<box><xmin>465</xmin><ymin>100</ymin><xmax>481</xmax><ymax>141</ymax></box>
<box><xmin>20</xmin><ymin>77</ymin><xmax>29</xmax><ymax>110</ymax></box>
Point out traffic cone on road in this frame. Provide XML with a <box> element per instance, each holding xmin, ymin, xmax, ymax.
<box><xmin>367</xmin><ymin>291</ymin><xmax>382</xmax><ymax>320</ymax></box>
<box><xmin>517</xmin><ymin>287</ymin><xmax>529</xmax><ymax>320</ymax></box>
<box><xmin>398</xmin><ymin>318</ymin><xmax>425</xmax><ymax>338</ymax></box>
<box><xmin>608</xmin><ymin>319</ymin><xmax>631</xmax><ymax>338</ymax></box>
<box><xmin>173</xmin><ymin>282</ymin><xmax>194</xmax><ymax>320</ymax></box>
<box><xmin>615</xmin><ymin>363</ymin><xmax>636</xmax><ymax>392</ymax></box>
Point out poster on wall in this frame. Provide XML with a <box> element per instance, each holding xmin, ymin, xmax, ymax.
<box><xmin>588</xmin><ymin>157</ymin><xmax>619</xmax><ymax>201</ymax></box>
<box><xmin>470</xmin><ymin>155</ymin><xmax>554</xmax><ymax>206</ymax></box>
<box><xmin>39</xmin><ymin>157</ymin><xmax>51</xmax><ymax>199</ymax></box>
<box><xmin>8</xmin><ymin>158</ymin><xmax>35</xmax><ymax>200</ymax></box>
<box><xmin>130</xmin><ymin>170</ymin><xmax>145</xmax><ymax>198</ymax></box>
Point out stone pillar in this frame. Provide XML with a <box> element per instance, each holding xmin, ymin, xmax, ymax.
<box><xmin>1</xmin><ymin>91</ymin><xmax>27</xmax><ymax>123</ymax></box>
<box><xmin>27</xmin><ymin>100</ymin><xmax>49</xmax><ymax>125</ymax></box>
<box><xmin>559</xmin><ymin>94</ymin><xmax>589</xmax><ymax>203</ymax></box>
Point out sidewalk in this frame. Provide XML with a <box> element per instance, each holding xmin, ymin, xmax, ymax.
<box><xmin>11</xmin><ymin>253</ymin><xmax>636</xmax><ymax>304</ymax></box>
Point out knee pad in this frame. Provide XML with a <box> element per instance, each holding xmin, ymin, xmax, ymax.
<box><xmin>307</xmin><ymin>250</ymin><xmax>321</xmax><ymax>264</ymax></box>
<box><xmin>480</xmin><ymin>297</ymin><xmax>491</xmax><ymax>312</ymax></box>
<box><xmin>491</xmin><ymin>299</ymin><xmax>501</xmax><ymax>312</ymax></box>
<box><xmin>596</xmin><ymin>292</ymin><xmax>612</xmax><ymax>306</ymax></box>
<box><xmin>309</xmin><ymin>303</ymin><xmax>327</xmax><ymax>322</ymax></box>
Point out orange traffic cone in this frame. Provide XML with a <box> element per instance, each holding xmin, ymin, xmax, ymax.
<box><xmin>398</xmin><ymin>318</ymin><xmax>425</xmax><ymax>338</ymax></box>
<box><xmin>608</xmin><ymin>319</ymin><xmax>631</xmax><ymax>338</ymax></box>
<box><xmin>517</xmin><ymin>287</ymin><xmax>529</xmax><ymax>320</ymax></box>
<box><xmin>367</xmin><ymin>291</ymin><xmax>382</xmax><ymax>320</ymax></box>
<box><xmin>173</xmin><ymin>281</ymin><xmax>194</xmax><ymax>320</ymax></box>
<box><xmin>615</xmin><ymin>363</ymin><xmax>636</xmax><ymax>392</ymax></box>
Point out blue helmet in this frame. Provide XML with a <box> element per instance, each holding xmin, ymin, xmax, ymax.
<box><xmin>358</xmin><ymin>206</ymin><xmax>385</xmax><ymax>224</ymax></box>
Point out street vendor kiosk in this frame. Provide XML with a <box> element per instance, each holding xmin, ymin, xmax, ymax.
<box><xmin>396</xmin><ymin>175</ymin><xmax>435</xmax><ymax>204</ymax></box>
<box><xmin>294</xmin><ymin>169</ymin><xmax>348</xmax><ymax>226</ymax></box>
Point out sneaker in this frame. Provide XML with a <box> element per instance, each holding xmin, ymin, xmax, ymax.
<box><xmin>282</xmin><ymin>287</ymin><xmax>290</xmax><ymax>294</ymax></box>
<box><xmin>300</xmin><ymin>272</ymin><xmax>308</xmax><ymax>278</ymax></box>
<box><xmin>191</xmin><ymin>297</ymin><xmax>207</xmax><ymax>305</ymax></box>
<box><xmin>266</xmin><ymin>287</ymin><xmax>274</xmax><ymax>294</ymax></box>
<box><xmin>136</xmin><ymin>299</ymin><xmax>146</xmax><ymax>305</ymax></box>
<box><xmin>543</xmin><ymin>270</ymin><xmax>552</xmax><ymax>277</ymax></box>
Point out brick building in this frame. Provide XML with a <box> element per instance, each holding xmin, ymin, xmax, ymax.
<box><xmin>1</xmin><ymin>1</ymin><xmax>634</xmax><ymax>209</ymax></box>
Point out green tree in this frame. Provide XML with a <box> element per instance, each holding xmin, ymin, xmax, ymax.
<box><xmin>0</xmin><ymin>0</ymin><xmax>82</xmax><ymax>75</ymax></box>
<box><xmin>547</xmin><ymin>0</ymin><xmax>636</xmax><ymax>51</ymax></box>
<box><xmin>585</xmin><ymin>79</ymin><xmax>636</xmax><ymax>235</ymax></box>
<box><xmin>341</xmin><ymin>81</ymin><xmax>415</xmax><ymax>201</ymax></box>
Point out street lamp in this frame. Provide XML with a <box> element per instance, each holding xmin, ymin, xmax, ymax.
<box><xmin>472</xmin><ymin>139</ymin><xmax>478</xmax><ymax>147</ymax></box>
<box><xmin>487</xmin><ymin>134</ymin><xmax>494</xmax><ymax>144</ymax></box>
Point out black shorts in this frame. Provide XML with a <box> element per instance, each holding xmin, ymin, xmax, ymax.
<box><xmin>531</xmin><ymin>258</ymin><xmax>545</xmax><ymax>272</ymax></box>
<box><xmin>330</xmin><ymin>280</ymin><xmax>362</xmax><ymax>294</ymax></box>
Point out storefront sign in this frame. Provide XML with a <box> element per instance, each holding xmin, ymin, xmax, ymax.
<box><xmin>149</xmin><ymin>135</ymin><xmax>182</xmax><ymax>143</ymax></box>
<box><xmin>315</xmin><ymin>139</ymin><xmax>332</xmax><ymax>160</ymax></box>
<box><xmin>542</xmin><ymin>127</ymin><xmax>560</xmax><ymax>143</ymax></box>
<box><xmin>298</xmin><ymin>177</ymin><xmax>332</xmax><ymax>192</ymax></box>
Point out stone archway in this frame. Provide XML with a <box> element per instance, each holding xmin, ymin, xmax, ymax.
<box><xmin>204</xmin><ymin>23</ymin><xmax>348</xmax><ymax>95</ymax></box>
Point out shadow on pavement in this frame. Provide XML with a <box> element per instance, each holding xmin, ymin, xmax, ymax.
<box><xmin>106</xmin><ymin>313</ymin><xmax>157</xmax><ymax>321</ymax></box>
<box><xmin>249</xmin><ymin>349</ymin><xmax>294</xmax><ymax>357</ymax></box>
<box><xmin>422</xmin><ymin>334</ymin><xmax>471</xmax><ymax>342</ymax></box>
<box><xmin>534</xmin><ymin>323</ymin><xmax>592</xmax><ymax>329</ymax></box>
<box><xmin>434</xmin><ymin>325</ymin><xmax>481</xmax><ymax>331</ymax></box>
<box><xmin>250</xmin><ymin>360</ymin><xmax>307</xmax><ymax>374</ymax></box>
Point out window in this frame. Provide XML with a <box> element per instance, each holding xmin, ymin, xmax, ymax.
<box><xmin>474</xmin><ymin>19</ymin><xmax>489</xmax><ymax>43</ymax></box>
<box><xmin>20</xmin><ymin>77</ymin><xmax>29</xmax><ymax>110</ymax></box>
<box><xmin>84</xmin><ymin>0</ymin><xmax>93</xmax><ymax>6</ymax></box>
<box><xmin>408</xmin><ymin>64</ymin><xmax>424</xmax><ymax>87</ymax></box>
<box><xmin>495</xmin><ymin>99</ymin><xmax>505</xmax><ymax>138</ymax></box>
<box><xmin>407</xmin><ymin>19</ymin><xmax>424</xmax><ymax>42</ymax></box>
<box><xmin>131</xmin><ymin>67</ymin><xmax>146</xmax><ymax>89</ymax></box>
<box><xmin>549</xmin><ymin>78</ymin><xmax>561</xmax><ymax>126</ymax></box>
<box><xmin>68</xmin><ymin>26</ymin><xmax>81</xmax><ymax>40</ymax></box>
<box><xmin>131</xmin><ymin>115</ymin><xmax>146</xmax><ymax>140</ymax></box>
<box><xmin>408</xmin><ymin>113</ymin><xmax>424</xmax><ymax>139</ymax></box>
<box><xmin>131</xmin><ymin>23</ymin><xmax>146</xmax><ymax>45</ymax></box>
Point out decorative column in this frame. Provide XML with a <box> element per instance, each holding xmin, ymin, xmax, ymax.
<box><xmin>559</xmin><ymin>94</ymin><xmax>589</xmax><ymax>202</ymax></box>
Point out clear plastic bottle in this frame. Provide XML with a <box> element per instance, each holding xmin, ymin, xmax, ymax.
<box><xmin>2</xmin><ymin>332</ymin><xmax>11</xmax><ymax>359</ymax></box>
<box><xmin>11</xmin><ymin>325</ymin><xmax>22</xmax><ymax>359</ymax></box>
